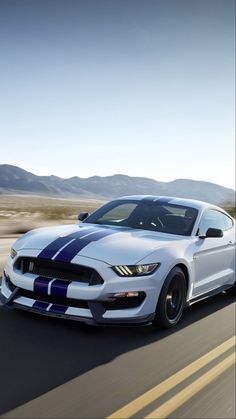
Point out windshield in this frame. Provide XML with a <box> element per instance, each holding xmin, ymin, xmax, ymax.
<box><xmin>84</xmin><ymin>200</ymin><xmax>198</xmax><ymax>236</ymax></box>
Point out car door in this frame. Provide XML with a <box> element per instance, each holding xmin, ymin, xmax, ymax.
<box><xmin>192</xmin><ymin>209</ymin><xmax>235</xmax><ymax>297</ymax></box>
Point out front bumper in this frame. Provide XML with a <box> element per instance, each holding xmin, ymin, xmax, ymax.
<box><xmin>0</xmin><ymin>292</ymin><xmax>155</xmax><ymax>326</ymax></box>
<box><xmin>1</xmin><ymin>253</ymin><xmax>163</xmax><ymax>326</ymax></box>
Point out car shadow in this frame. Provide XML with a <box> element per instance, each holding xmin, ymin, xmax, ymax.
<box><xmin>0</xmin><ymin>293</ymin><xmax>235</xmax><ymax>415</ymax></box>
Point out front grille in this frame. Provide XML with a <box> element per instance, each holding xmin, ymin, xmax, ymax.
<box><xmin>14</xmin><ymin>257</ymin><xmax>104</xmax><ymax>285</ymax></box>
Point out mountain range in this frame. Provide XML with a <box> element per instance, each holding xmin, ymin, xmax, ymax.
<box><xmin>0</xmin><ymin>164</ymin><xmax>234</xmax><ymax>205</ymax></box>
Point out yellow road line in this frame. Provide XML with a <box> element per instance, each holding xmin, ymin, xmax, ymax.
<box><xmin>146</xmin><ymin>352</ymin><xmax>235</xmax><ymax>418</ymax></box>
<box><xmin>107</xmin><ymin>336</ymin><xmax>235</xmax><ymax>419</ymax></box>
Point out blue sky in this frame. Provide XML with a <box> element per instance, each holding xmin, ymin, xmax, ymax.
<box><xmin>0</xmin><ymin>0</ymin><xmax>235</xmax><ymax>189</ymax></box>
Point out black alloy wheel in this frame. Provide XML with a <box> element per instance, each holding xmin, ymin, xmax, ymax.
<box><xmin>153</xmin><ymin>267</ymin><xmax>187</xmax><ymax>328</ymax></box>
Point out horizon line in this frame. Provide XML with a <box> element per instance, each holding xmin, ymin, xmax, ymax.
<box><xmin>0</xmin><ymin>163</ymin><xmax>235</xmax><ymax>191</ymax></box>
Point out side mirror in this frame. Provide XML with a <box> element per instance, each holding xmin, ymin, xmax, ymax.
<box><xmin>78</xmin><ymin>212</ymin><xmax>89</xmax><ymax>221</ymax></box>
<box><xmin>199</xmin><ymin>228</ymin><xmax>223</xmax><ymax>239</ymax></box>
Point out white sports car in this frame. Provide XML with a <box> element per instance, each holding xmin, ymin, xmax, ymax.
<box><xmin>1</xmin><ymin>196</ymin><xmax>235</xmax><ymax>328</ymax></box>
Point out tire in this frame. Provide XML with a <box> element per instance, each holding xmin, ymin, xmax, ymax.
<box><xmin>152</xmin><ymin>267</ymin><xmax>187</xmax><ymax>328</ymax></box>
<box><xmin>225</xmin><ymin>284</ymin><xmax>236</xmax><ymax>296</ymax></box>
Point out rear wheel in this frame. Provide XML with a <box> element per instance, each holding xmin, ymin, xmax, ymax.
<box><xmin>153</xmin><ymin>267</ymin><xmax>187</xmax><ymax>328</ymax></box>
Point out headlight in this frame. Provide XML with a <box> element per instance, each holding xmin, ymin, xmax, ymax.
<box><xmin>112</xmin><ymin>263</ymin><xmax>159</xmax><ymax>277</ymax></box>
<box><xmin>10</xmin><ymin>248</ymin><xmax>17</xmax><ymax>259</ymax></box>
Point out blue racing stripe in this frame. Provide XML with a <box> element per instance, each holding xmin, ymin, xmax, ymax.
<box><xmin>49</xmin><ymin>304</ymin><xmax>68</xmax><ymax>314</ymax></box>
<box><xmin>32</xmin><ymin>301</ymin><xmax>49</xmax><ymax>311</ymax></box>
<box><xmin>38</xmin><ymin>236</ymin><xmax>75</xmax><ymax>259</ymax></box>
<box><xmin>34</xmin><ymin>277</ymin><xmax>51</xmax><ymax>295</ymax></box>
<box><xmin>38</xmin><ymin>227</ymin><xmax>98</xmax><ymax>259</ymax></box>
<box><xmin>50</xmin><ymin>280</ymin><xmax>71</xmax><ymax>297</ymax></box>
<box><xmin>54</xmin><ymin>229</ymin><xmax>117</xmax><ymax>262</ymax></box>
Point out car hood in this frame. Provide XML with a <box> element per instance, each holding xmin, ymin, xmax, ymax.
<box><xmin>13</xmin><ymin>223</ymin><xmax>184</xmax><ymax>265</ymax></box>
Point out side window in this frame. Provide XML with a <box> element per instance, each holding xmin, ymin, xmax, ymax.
<box><xmin>198</xmin><ymin>210</ymin><xmax>232</xmax><ymax>236</ymax></box>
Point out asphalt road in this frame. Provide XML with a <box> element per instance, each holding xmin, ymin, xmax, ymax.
<box><xmin>0</xmin><ymin>238</ymin><xmax>235</xmax><ymax>418</ymax></box>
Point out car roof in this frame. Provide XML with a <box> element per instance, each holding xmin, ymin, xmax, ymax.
<box><xmin>116</xmin><ymin>195</ymin><xmax>224</xmax><ymax>212</ymax></box>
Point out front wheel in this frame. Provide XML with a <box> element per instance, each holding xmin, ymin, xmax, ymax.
<box><xmin>153</xmin><ymin>267</ymin><xmax>187</xmax><ymax>328</ymax></box>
